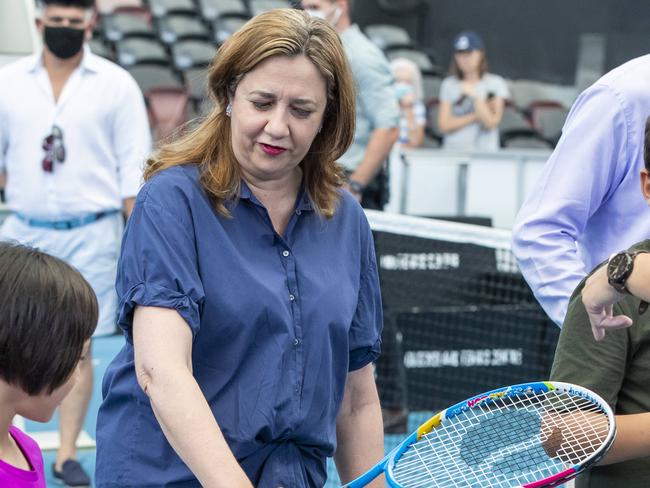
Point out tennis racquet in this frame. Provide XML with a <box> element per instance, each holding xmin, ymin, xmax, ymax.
<box><xmin>344</xmin><ymin>381</ymin><xmax>616</xmax><ymax>488</ymax></box>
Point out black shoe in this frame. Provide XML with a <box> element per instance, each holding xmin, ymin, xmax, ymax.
<box><xmin>52</xmin><ymin>459</ymin><xmax>91</xmax><ymax>487</ymax></box>
<box><xmin>382</xmin><ymin>408</ymin><xmax>408</xmax><ymax>434</ymax></box>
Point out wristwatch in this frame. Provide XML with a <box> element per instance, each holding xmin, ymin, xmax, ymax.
<box><xmin>607</xmin><ymin>250</ymin><xmax>649</xmax><ymax>314</ymax></box>
<box><xmin>348</xmin><ymin>180</ymin><xmax>365</xmax><ymax>195</ymax></box>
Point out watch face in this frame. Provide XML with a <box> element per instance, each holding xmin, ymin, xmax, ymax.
<box><xmin>608</xmin><ymin>252</ymin><xmax>632</xmax><ymax>282</ymax></box>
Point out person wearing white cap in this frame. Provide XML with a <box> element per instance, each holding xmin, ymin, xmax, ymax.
<box><xmin>438</xmin><ymin>30</ymin><xmax>509</xmax><ymax>151</ymax></box>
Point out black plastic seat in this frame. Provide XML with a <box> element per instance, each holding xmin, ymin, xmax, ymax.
<box><xmin>365</xmin><ymin>24</ymin><xmax>413</xmax><ymax>50</ymax></box>
<box><xmin>248</xmin><ymin>0</ymin><xmax>292</xmax><ymax>16</ymax></box>
<box><xmin>116</xmin><ymin>37</ymin><xmax>169</xmax><ymax>66</ymax></box>
<box><xmin>197</xmin><ymin>0</ymin><xmax>249</xmax><ymax>22</ymax></box>
<box><xmin>171</xmin><ymin>39</ymin><xmax>217</xmax><ymax>70</ymax></box>
<box><xmin>102</xmin><ymin>11</ymin><xmax>154</xmax><ymax>42</ymax></box>
<box><xmin>128</xmin><ymin>63</ymin><xmax>184</xmax><ymax>93</ymax></box>
<box><xmin>211</xmin><ymin>14</ymin><xmax>249</xmax><ymax>45</ymax></box>
<box><xmin>149</xmin><ymin>0</ymin><xmax>197</xmax><ymax>18</ymax></box>
<box><xmin>158</xmin><ymin>14</ymin><xmax>211</xmax><ymax>44</ymax></box>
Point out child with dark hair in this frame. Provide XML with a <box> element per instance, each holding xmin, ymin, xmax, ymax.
<box><xmin>0</xmin><ymin>242</ymin><xmax>97</xmax><ymax>487</ymax></box>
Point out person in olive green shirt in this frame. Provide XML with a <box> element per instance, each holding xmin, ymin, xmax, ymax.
<box><xmin>550</xmin><ymin>116</ymin><xmax>650</xmax><ymax>486</ymax></box>
<box><xmin>551</xmin><ymin>239</ymin><xmax>650</xmax><ymax>487</ymax></box>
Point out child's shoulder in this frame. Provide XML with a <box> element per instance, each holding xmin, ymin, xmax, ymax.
<box><xmin>4</xmin><ymin>426</ymin><xmax>45</xmax><ymax>477</ymax></box>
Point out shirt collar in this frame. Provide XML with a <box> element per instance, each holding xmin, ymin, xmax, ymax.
<box><xmin>26</xmin><ymin>44</ymin><xmax>99</xmax><ymax>74</ymax></box>
<box><xmin>238</xmin><ymin>179</ymin><xmax>314</xmax><ymax>212</ymax></box>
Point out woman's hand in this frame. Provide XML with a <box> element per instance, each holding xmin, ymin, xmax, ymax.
<box><xmin>461</xmin><ymin>81</ymin><xmax>478</xmax><ymax>99</ymax></box>
<box><xmin>398</xmin><ymin>91</ymin><xmax>416</xmax><ymax>110</ymax></box>
<box><xmin>581</xmin><ymin>265</ymin><xmax>632</xmax><ymax>341</ymax></box>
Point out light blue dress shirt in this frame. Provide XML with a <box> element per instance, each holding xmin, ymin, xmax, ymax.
<box><xmin>512</xmin><ymin>54</ymin><xmax>650</xmax><ymax>326</ymax></box>
<box><xmin>338</xmin><ymin>24</ymin><xmax>400</xmax><ymax>171</ymax></box>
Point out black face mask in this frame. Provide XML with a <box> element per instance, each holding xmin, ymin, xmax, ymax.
<box><xmin>43</xmin><ymin>26</ymin><xmax>85</xmax><ymax>59</ymax></box>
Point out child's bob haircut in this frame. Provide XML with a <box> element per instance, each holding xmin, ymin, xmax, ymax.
<box><xmin>0</xmin><ymin>242</ymin><xmax>98</xmax><ymax>395</ymax></box>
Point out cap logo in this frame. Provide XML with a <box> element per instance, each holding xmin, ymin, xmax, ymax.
<box><xmin>456</xmin><ymin>36</ymin><xmax>470</xmax><ymax>50</ymax></box>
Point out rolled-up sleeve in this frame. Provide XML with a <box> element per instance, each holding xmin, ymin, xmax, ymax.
<box><xmin>348</xmin><ymin>223</ymin><xmax>383</xmax><ymax>371</ymax></box>
<box><xmin>112</xmin><ymin>75</ymin><xmax>151</xmax><ymax>200</ymax></box>
<box><xmin>116</xmin><ymin>185</ymin><xmax>204</xmax><ymax>341</ymax></box>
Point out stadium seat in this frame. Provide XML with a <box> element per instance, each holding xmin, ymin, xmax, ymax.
<box><xmin>157</xmin><ymin>14</ymin><xmax>211</xmax><ymax>44</ymax></box>
<box><xmin>528</xmin><ymin>101</ymin><xmax>568</xmax><ymax>146</ymax></box>
<box><xmin>421</xmin><ymin>73</ymin><xmax>443</xmax><ymax>103</ymax></box>
<box><xmin>425</xmin><ymin>98</ymin><xmax>443</xmax><ymax>144</ymax></box>
<box><xmin>171</xmin><ymin>39</ymin><xmax>217</xmax><ymax>70</ymax></box>
<box><xmin>101</xmin><ymin>9</ymin><xmax>154</xmax><ymax>42</ymax></box>
<box><xmin>364</xmin><ymin>23</ymin><xmax>413</xmax><ymax>50</ymax></box>
<box><xmin>89</xmin><ymin>38</ymin><xmax>113</xmax><ymax>59</ymax></box>
<box><xmin>211</xmin><ymin>14</ymin><xmax>249</xmax><ymax>45</ymax></box>
<box><xmin>128</xmin><ymin>63</ymin><xmax>184</xmax><ymax>93</ymax></box>
<box><xmin>115</xmin><ymin>37</ymin><xmax>169</xmax><ymax>66</ymax></box>
<box><xmin>248</xmin><ymin>0</ymin><xmax>293</xmax><ymax>16</ymax></box>
<box><xmin>184</xmin><ymin>66</ymin><xmax>210</xmax><ymax>101</ymax></box>
<box><xmin>145</xmin><ymin>86</ymin><xmax>190</xmax><ymax>141</ymax></box>
<box><xmin>499</xmin><ymin>102</ymin><xmax>532</xmax><ymax>133</ymax></box>
<box><xmin>500</xmin><ymin>130</ymin><xmax>553</xmax><ymax>149</ymax></box>
<box><xmin>148</xmin><ymin>0</ymin><xmax>197</xmax><ymax>18</ymax></box>
<box><xmin>197</xmin><ymin>0</ymin><xmax>249</xmax><ymax>22</ymax></box>
<box><xmin>96</xmin><ymin>0</ymin><xmax>143</xmax><ymax>13</ymax></box>
<box><xmin>385</xmin><ymin>47</ymin><xmax>437</xmax><ymax>75</ymax></box>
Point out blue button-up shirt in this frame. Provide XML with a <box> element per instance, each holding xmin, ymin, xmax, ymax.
<box><xmin>96</xmin><ymin>165</ymin><xmax>383</xmax><ymax>487</ymax></box>
<box><xmin>512</xmin><ymin>54</ymin><xmax>650</xmax><ymax>326</ymax></box>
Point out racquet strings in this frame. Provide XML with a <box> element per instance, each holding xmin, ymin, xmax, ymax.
<box><xmin>391</xmin><ymin>389</ymin><xmax>611</xmax><ymax>487</ymax></box>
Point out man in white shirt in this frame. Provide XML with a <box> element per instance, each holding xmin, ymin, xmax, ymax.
<box><xmin>0</xmin><ymin>1</ymin><xmax>150</xmax><ymax>485</ymax></box>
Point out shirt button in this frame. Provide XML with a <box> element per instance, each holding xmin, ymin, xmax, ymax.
<box><xmin>289</xmin><ymin>294</ymin><xmax>295</xmax><ymax>301</ymax></box>
<box><xmin>282</xmin><ymin>250</ymin><xmax>290</xmax><ymax>257</ymax></box>
<box><xmin>293</xmin><ymin>338</ymin><xmax>300</xmax><ymax>346</ymax></box>
<box><xmin>295</xmin><ymin>209</ymin><xmax>302</xmax><ymax>215</ymax></box>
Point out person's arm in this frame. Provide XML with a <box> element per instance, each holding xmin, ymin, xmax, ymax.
<box><xmin>582</xmin><ymin>253</ymin><xmax>650</xmax><ymax>340</ymax></box>
<box><xmin>600</xmin><ymin>412</ymin><xmax>650</xmax><ymax>465</ymax></box>
<box><xmin>334</xmin><ymin>363</ymin><xmax>384</xmax><ymax>487</ymax></box>
<box><xmin>133</xmin><ymin>306</ymin><xmax>253</xmax><ymax>488</ymax></box>
<box><xmin>437</xmin><ymin>99</ymin><xmax>479</xmax><ymax>134</ymax></box>
<box><xmin>349</xmin><ymin>127</ymin><xmax>399</xmax><ymax>187</ymax></box>
<box><xmin>511</xmin><ymin>85</ymin><xmax>629</xmax><ymax>326</ymax></box>
<box><xmin>347</xmin><ymin>52</ymin><xmax>400</xmax><ymax>188</ymax></box>
<box><xmin>122</xmin><ymin>197</ymin><xmax>135</xmax><ymax>219</ymax></box>
<box><xmin>473</xmin><ymin>96</ymin><xmax>505</xmax><ymax>130</ymax></box>
<box><xmin>113</xmin><ymin>75</ymin><xmax>152</xmax><ymax>208</ymax></box>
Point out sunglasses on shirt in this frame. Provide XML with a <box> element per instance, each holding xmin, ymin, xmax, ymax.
<box><xmin>42</xmin><ymin>125</ymin><xmax>65</xmax><ymax>173</ymax></box>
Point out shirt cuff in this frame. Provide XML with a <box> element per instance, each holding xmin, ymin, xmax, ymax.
<box><xmin>349</xmin><ymin>339</ymin><xmax>381</xmax><ymax>372</ymax></box>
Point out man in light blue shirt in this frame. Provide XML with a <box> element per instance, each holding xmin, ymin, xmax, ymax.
<box><xmin>301</xmin><ymin>0</ymin><xmax>400</xmax><ymax>209</ymax></box>
<box><xmin>512</xmin><ymin>55</ymin><xmax>650</xmax><ymax>327</ymax></box>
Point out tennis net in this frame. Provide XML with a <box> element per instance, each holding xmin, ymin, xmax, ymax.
<box><xmin>325</xmin><ymin>211</ymin><xmax>560</xmax><ymax>486</ymax></box>
<box><xmin>366</xmin><ymin>210</ymin><xmax>560</xmax><ymax>414</ymax></box>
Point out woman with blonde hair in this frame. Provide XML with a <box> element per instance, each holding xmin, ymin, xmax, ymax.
<box><xmin>390</xmin><ymin>57</ymin><xmax>426</xmax><ymax>148</ymax></box>
<box><xmin>95</xmin><ymin>8</ymin><xmax>384</xmax><ymax>488</ymax></box>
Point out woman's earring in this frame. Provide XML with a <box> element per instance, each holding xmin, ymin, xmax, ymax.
<box><xmin>318</xmin><ymin>125</ymin><xmax>322</xmax><ymax>133</ymax></box>
<box><xmin>226</xmin><ymin>103</ymin><xmax>232</xmax><ymax>117</ymax></box>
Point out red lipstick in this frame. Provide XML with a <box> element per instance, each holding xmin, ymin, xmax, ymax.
<box><xmin>260</xmin><ymin>143</ymin><xmax>287</xmax><ymax>156</ymax></box>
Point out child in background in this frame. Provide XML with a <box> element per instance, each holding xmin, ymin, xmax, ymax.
<box><xmin>390</xmin><ymin>58</ymin><xmax>427</xmax><ymax>148</ymax></box>
<box><xmin>0</xmin><ymin>242</ymin><xmax>97</xmax><ymax>487</ymax></box>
